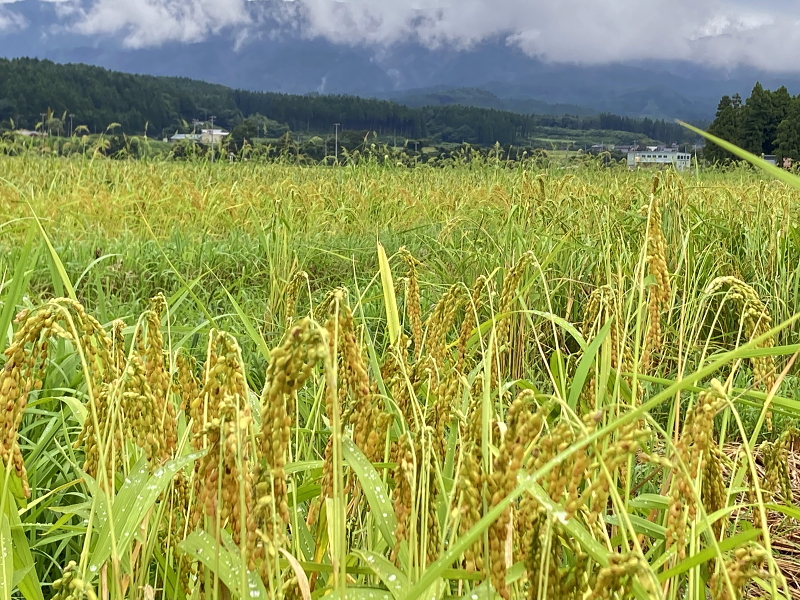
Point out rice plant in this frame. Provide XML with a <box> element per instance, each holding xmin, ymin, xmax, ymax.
<box><xmin>0</xmin><ymin>150</ymin><xmax>799</xmax><ymax>600</ymax></box>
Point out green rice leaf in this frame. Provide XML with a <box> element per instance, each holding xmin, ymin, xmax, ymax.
<box><xmin>89</xmin><ymin>452</ymin><xmax>202</xmax><ymax>575</ymax></box>
<box><xmin>680</xmin><ymin>121</ymin><xmax>800</xmax><ymax>190</ymax></box>
<box><xmin>657</xmin><ymin>528</ymin><xmax>762</xmax><ymax>582</ymax></box>
<box><xmin>567</xmin><ymin>319</ymin><xmax>610</xmax><ymax>410</ymax></box>
<box><xmin>30</xmin><ymin>210</ymin><xmax>76</xmax><ymax>301</ymax></box>
<box><xmin>342</xmin><ymin>438</ymin><xmax>396</xmax><ymax>550</ymax></box>
<box><xmin>179</xmin><ymin>530</ymin><xmax>267</xmax><ymax>598</ymax></box>
<box><xmin>2</xmin><ymin>484</ymin><xmax>43</xmax><ymax>600</ymax></box>
<box><xmin>377</xmin><ymin>242</ymin><xmax>400</xmax><ymax>347</ymax></box>
<box><xmin>353</xmin><ymin>549</ymin><xmax>408</xmax><ymax>600</ymax></box>
<box><xmin>318</xmin><ymin>587</ymin><xmax>394</xmax><ymax>600</ymax></box>
<box><xmin>0</xmin><ymin>222</ymin><xmax>37</xmax><ymax>356</ymax></box>
<box><xmin>0</xmin><ymin>514</ymin><xmax>12</xmax><ymax>600</ymax></box>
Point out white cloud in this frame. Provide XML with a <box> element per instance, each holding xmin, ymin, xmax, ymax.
<box><xmin>262</xmin><ymin>0</ymin><xmax>800</xmax><ymax>71</ymax></box>
<box><xmin>9</xmin><ymin>0</ymin><xmax>800</xmax><ymax>71</ymax></box>
<box><xmin>71</xmin><ymin>0</ymin><xmax>250</xmax><ymax>48</ymax></box>
<box><xmin>0</xmin><ymin>4</ymin><xmax>26</xmax><ymax>31</ymax></box>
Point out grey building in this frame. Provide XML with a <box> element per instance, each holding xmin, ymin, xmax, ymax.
<box><xmin>627</xmin><ymin>149</ymin><xmax>691</xmax><ymax>171</ymax></box>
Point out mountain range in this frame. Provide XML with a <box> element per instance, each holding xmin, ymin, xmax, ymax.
<box><xmin>2</xmin><ymin>0</ymin><xmax>800</xmax><ymax>121</ymax></box>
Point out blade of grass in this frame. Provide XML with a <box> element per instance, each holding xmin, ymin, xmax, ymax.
<box><xmin>217</xmin><ymin>276</ymin><xmax>271</xmax><ymax>360</ymax></box>
<box><xmin>657</xmin><ymin>528</ymin><xmax>762</xmax><ymax>582</ymax></box>
<box><xmin>679</xmin><ymin>121</ymin><xmax>800</xmax><ymax>190</ymax></box>
<box><xmin>353</xmin><ymin>549</ymin><xmax>408</xmax><ymax>600</ymax></box>
<box><xmin>342</xmin><ymin>438</ymin><xmax>397</xmax><ymax>550</ymax></box>
<box><xmin>0</xmin><ymin>514</ymin><xmax>11</xmax><ymax>600</ymax></box>
<box><xmin>89</xmin><ymin>452</ymin><xmax>203</xmax><ymax>575</ymax></box>
<box><xmin>2</xmin><ymin>485</ymin><xmax>44</xmax><ymax>600</ymax></box>
<box><xmin>567</xmin><ymin>319</ymin><xmax>610</xmax><ymax>410</ymax></box>
<box><xmin>0</xmin><ymin>223</ymin><xmax>37</xmax><ymax>355</ymax></box>
<box><xmin>179</xmin><ymin>531</ymin><xmax>267</xmax><ymax>598</ymax></box>
<box><xmin>28</xmin><ymin>209</ymin><xmax>76</xmax><ymax>301</ymax></box>
<box><xmin>376</xmin><ymin>242</ymin><xmax>400</xmax><ymax>347</ymax></box>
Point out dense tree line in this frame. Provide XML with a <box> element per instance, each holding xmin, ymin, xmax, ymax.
<box><xmin>705</xmin><ymin>83</ymin><xmax>800</xmax><ymax>163</ymax></box>
<box><xmin>0</xmin><ymin>57</ymin><xmax>693</xmax><ymax>148</ymax></box>
<box><xmin>0</xmin><ymin>58</ymin><xmax>428</xmax><ymax>139</ymax></box>
<box><xmin>535</xmin><ymin>113</ymin><xmax>696</xmax><ymax>144</ymax></box>
<box><xmin>232</xmin><ymin>90</ymin><xmax>424</xmax><ymax>139</ymax></box>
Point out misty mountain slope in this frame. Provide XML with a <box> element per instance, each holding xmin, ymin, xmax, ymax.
<box><xmin>381</xmin><ymin>87</ymin><xmax>598</xmax><ymax>117</ymax></box>
<box><xmin>2</xmin><ymin>0</ymin><xmax>800</xmax><ymax>120</ymax></box>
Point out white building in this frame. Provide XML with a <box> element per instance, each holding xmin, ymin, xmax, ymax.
<box><xmin>200</xmin><ymin>129</ymin><xmax>229</xmax><ymax>145</ymax></box>
<box><xmin>627</xmin><ymin>149</ymin><xmax>691</xmax><ymax>171</ymax></box>
<box><xmin>169</xmin><ymin>128</ymin><xmax>229</xmax><ymax>144</ymax></box>
<box><xmin>169</xmin><ymin>133</ymin><xmax>198</xmax><ymax>142</ymax></box>
<box><xmin>14</xmin><ymin>129</ymin><xmax>45</xmax><ymax>137</ymax></box>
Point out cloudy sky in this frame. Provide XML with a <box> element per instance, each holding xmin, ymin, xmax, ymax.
<box><xmin>2</xmin><ymin>0</ymin><xmax>799</xmax><ymax>71</ymax></box>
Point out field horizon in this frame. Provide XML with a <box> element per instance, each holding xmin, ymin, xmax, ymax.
<box><xmin>0</xmin><ymin>156</ymin><xmax>799</xmax><ymax>600</ymax></box>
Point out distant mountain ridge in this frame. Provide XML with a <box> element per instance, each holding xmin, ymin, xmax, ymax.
<box><xmin>381</xmin><ymin>87</ymin><xmax>598</xmax><ymax>117</ymax></box>
<box><xmin>0</xmin><ymin>58</ymin><xmax>700</xmax><ymax>148</ymax></box>
<box><xmin>3</xmin><ymin>0</ymin><xmax>800</xmax><ymax>120</ymax></box>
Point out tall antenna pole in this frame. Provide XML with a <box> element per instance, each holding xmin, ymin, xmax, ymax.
<box><xmin>69</xmin><ymin>114</ymin><xmax>75</xmax><ymax>137</ymax></box>
<box><xmin>334</xmin><ymin>123</ymin><xmax>340</xmax><ymax>165</ymax></box>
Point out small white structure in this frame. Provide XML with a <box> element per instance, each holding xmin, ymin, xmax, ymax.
<box><xmin>14</xmin><ymin>129</ymin><xmax>45</xmax><ymax>137</ymax></box>
<box><xmin>200</xmin><ymin>129</ymin><xmax>229</xmax><ymax>145</ymax></box>
<box><xmin>169</xmin><ymin>129</ymin><xmax>229</xmax><ymax>144</ymax></box>
<box><xmin>169</xmin><ymin>133</ymin><xmax>199</xmax><ymax>142</ymax></box>
<box><xmin>627</xmin><ymin>149</ymin><xmax>691</xmax><ymax>171</ymax></box>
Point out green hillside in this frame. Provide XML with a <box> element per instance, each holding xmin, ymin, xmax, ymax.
<box><xmin>0</xmin><ymin>57</ymin><xmax>699</xmax><ymax>146</ymax></box>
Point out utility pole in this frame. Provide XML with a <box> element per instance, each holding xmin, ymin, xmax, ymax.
<box><xmin>40</xmin><ymin>113</ymin><xmax>46</xmax><ymax>135</ymax></box>
<box><xmin>209</xmin><ymin>115</ymin><xmax>216</xmax><ymax>163</ymax></box>
<box><xmin>334</xmin><ymin>123</ymin><xmax>340</xmax><ymax>165</ymax></box>
<box><xmin>191</xmin><ymin>118</ymin><xmax>201</xmax><ymax>154</ymax></box>
<box><xmin>69</xmin><ymin>114</ymin><xmax>75</xmax><ymax>137</ymax></box>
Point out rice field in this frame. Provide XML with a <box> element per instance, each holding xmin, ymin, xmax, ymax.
<box><xmin>1</xmin><ymin>155</ymin><xmax>800</xmax><ymax>600</ymax></box>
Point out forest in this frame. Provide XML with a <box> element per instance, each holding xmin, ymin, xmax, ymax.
<box><xmin>705</xmin><ymin>82</ymin><xmax>800</xmax><ymax>163</ymax></box>
<box><xmin>0</xmin><ymin>57</ymin><xmax>695</xmax><ymax>147</ymax></box>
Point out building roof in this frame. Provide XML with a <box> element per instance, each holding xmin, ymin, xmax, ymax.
<box><xmin>629</xmin><ymin>149</ymin><xmax>687</xmax><ymax>155</ymax></box>
<box><xmin>15</xmin><ymin>129</ymin><xmax>44</xmax><ymax>137</ymax></box>
<box><xmin>170</xmin><ymin>129</ymin><xmax>229</xmax><ymax>141</ymax></box>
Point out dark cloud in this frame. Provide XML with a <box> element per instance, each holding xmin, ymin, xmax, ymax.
<box><xmin>5</xmin><ymin>0</ymin><xmax>800</xmax><ymax>70</ymax></box>
<box><xmin>266</xmin><ymin>1</ymin><xmax>791</xmax><ymax>69</ymax></box>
